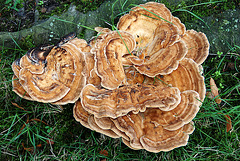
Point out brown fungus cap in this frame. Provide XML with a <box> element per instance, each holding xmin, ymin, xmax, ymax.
<box><xmin>19</xmin><ymin>54</ymin><xmax>45</xmax><ymax>75</ymax></box>
<box><xmin>92</xmin><ymin>30</ymin><xmax>136</xmax><ymax>90</ymax></box>
<box><xmin>113</xmin><ymin>109</ymin><xmax>196</xmax><ymax>152</ymax></box>
<box><xmin>124</xmin><ymin>66</ymin><xmax>145</xmax><ymax>85</ymax></box>
<box><xmin>22</xmin><ymin>45</ymin><xmax>53</xmax><ymax>75</ymax></box>
<box><xmin>117</xmin><ymin>3</ymin><xmax>173</xmax><ymax>62</ymax></box>
<box><xmin>84</xmin><ymin>52</ymin><xmax>101</xmax><ymax>87</ymax></box>
<box><xmin>172</xmin><ymin>17</ymin><xmax>186</xmax><ymax>36</ymax></box>
<box><xmin>80</xmin><ymin>84</ymin><xmax>181</xmax><ymax>119</ymax></box>
<box><xmin>117</xmin><ymin>2</ymin><xmax>189</xmax><ymax>77</ymax></box>
<box><xmin>147</xmin><ymin>23</ymin><xmax>181</xmax><ymax>56</ymax></box>
<box><xmin>12</xmin><ymin>58</ymin><xmax>33</xmax><ymax>100</ymax></box>
<box><xmin>93</xmin><ymin>116</ymin><xmax>130</xmax><ymax>141</ymax></box>
<box><xmin>13</xmin><ymin>37</ymin><xmax>87</xmax><ymax>104</ymax></box>
<box><xmin>112</xmin><ymin>90</ymin><xmax>200</xmax><ymax>151</ymax></box>
<box><xmin>130</xmin><ymin>40</ymin><xmax>187</xmax><ymax>77</ymax></box>
<box><xmin>12</xmin><ymin>58</ymin><xmax>21</xmax><ymax>78</ymax></box>
<box><xmin>152</xmin><ymin>58</ymin><xmax>206</xmax><ymax>102</ymax></box>
<box><xmin>117</xmin><ymin>2</ymin><xmax>172</xmax><ymax>49</ymax></box>
<box><xmin>181</xmin><ymin>30</ymin><xmax>209</xmax><ymax>65</ymax></box>
<box><xmin>12</xmin><ymin>75</ymin><xmax>33</xmax><ymax>101</ymax></box>
<box><xmin>121</xmin><ymin>123</ymin><xmax>195</xmax><ymax>152</ymax></box>
<box><xmin>140</xmin><ymin>90</ymin><xmax>200</xmax><ymax>131</ymax></box>
<box><xmin>73</xmin><ymin>99</ymin><xmax>93</xmax><ymax>130</ymax></box>
<box><xmin>53</xmin><ymin>40</ymin><xmax>86</xmax><ymax>104</ymax></box>
<box><xmin>11</xmin><ymin>1</ymin><xmax>209</xmax><ymax>153</ymax></box>
<box><xmin>140</xmin><ymin>122</ymin><xmax>195</xmax><ymax>152</ymax></box>
<box><xmin>88</xmin><ymin>115</ymin><xmax>120</xmax><ymax>138</ymax></box>
<box><xmin>74</xmin><ymin>99</ymin><xmax>129</xmax><ymax>140</ymax></box>
<box><xmin>88</xmin><ymin>27</ymin><xmax>112</xmax><ymax>49</ymax></box>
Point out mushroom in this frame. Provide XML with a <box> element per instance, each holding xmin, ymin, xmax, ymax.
<box><xmin>52</xmin><ymin>40</ymin><xmax>87</xmax><ymax>104</ymax></box>
<box><xmin>181</xmin><ymin>30</ymin><xmax>209</xmax><ymax>65</ymax></box>
<box><xmin>128</xmin><ymin>40</ymin><xmax>187</xmax><ymax>77</ymax></box>
<box><xmin>12</xmin><ymin>75</ymin><xmax>33</xmax><ymax>101</ymax></box>
<box><xmin>12</xmin><ymin>58</ymin><xmax>33</xmax><ymax>101</ymax></box>
<box><xmin>172</xmin><ymin>17</ymin><xmax>186</xmax><ymax>36</ymax></box>
<box><xmin>117</xmin><ymin>2</ymin><xmax>189</xmax><ymax>77</ymax></box>
<box><xmin>88</xmin><ymin>27</ymin><xmax>112</xmax><ymax>49</ymax></box>
<box><xmin>84</xmin><ymin>52</ymin><xmax>101</xmax><ymax>87</ymax></box>
<box><xmin>124</xmin><ymin>66</ymin><xmax>145</xmax><ymax>85</ymax></box>
<box><xmin>12</xmin><ymin>35</ymin><xmax>88</xmax><ymax>105</ymax></box>
<box><xmin>80</xmin><ymin>84</ymin><xmax>181</xmax><ymax>118</ymax></box>
<box><xmin>93</xmin><ymin>116</ymin><xmax>130</xmax><ymax>141</ymax></box>
<box><xmin>117</xmin><ymin>2</ymin><xmax>172</xmax><ymax>50</ymax></box>
<box><xmin>120</xmin><ymin>121</ymin><xmax>195</xmax><ymax>152</ymax></box>
<box><xmin>140</xmin><ymin>122</ymin><xmax>195</xmax><ymax>153</ymax></box>
<box><xmin>88</xmin><ymin>115</ymin><xmax>121</xmax><ymax>138</ymax></box>
<box><xmin>112</xmin><ymin>90</ymin><xmax>199</xmax><ymax>152</ymax></box>
<box><xmin>144</xmin><ymin>58</ymin><xmax>206</xmax><ymax>102</ymax></box>
<box><xmin>73</xmin><ymin>99</ymin><xmax>93</xmax><ymax>130</ymax></box>
<box><xmin>11</xmin><ymin>1</ymin><xmax>210</xmax><ymax>153</ymax></box>
<box><xmin>74</xmin><ymin>99</ymin><xmax>130</xmax><ymax>140</ymax></box>
<box><xmin>92</xmin><ymin>30</ymin><xmax>136</xmax><ymax>90</ymax></box>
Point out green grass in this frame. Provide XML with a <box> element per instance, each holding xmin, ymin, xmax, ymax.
<box><xmin>1</xmin><ymin>0</ymin><xmax>240</xmax><ymax>160</ymax></box>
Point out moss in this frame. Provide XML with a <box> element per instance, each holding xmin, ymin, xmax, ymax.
<box><xmin>169</xmin><ymin>0</ymin><xmax>239</xmax><ymax>24</ymax></box>
<box><xmin>18</xmin><ymin>35</ymin><xmax>35</xmax><ymax>50</ymax></box>
<box><xmin>37</xmin><ymin>0</ymin><xmax>106</xmax><ymax>20</ymax></box>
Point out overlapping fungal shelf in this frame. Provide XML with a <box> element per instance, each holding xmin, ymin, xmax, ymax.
<box><xmin>12</xmin><ymin>2</ymin><xmax>209</xmax><ymax>153</ymax></box>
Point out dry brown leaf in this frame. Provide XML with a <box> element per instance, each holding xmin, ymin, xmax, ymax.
<box><xmin>210</xmin><ymin>78</ymin><xmax>221</xmax><ymax>104</ymax></box>
<box><xmin>99</xmin><ymin>149</ymin><xmax>108</xmax><ymax>156</ymax></box>
<box><xmin>22</xmin><ymin>142</ymin><xmax>42</xmax><ymax>152</ymax></box>
<box><xmin>11</xmin><ymin>102</ymin><xmax>28</xmax><ymax>111</ymax></box>
<box><xmin>46</xmin><ymin>138</ymin><xmax>54</xmax><ymax>145</ymax></box>
<box><xmin>225</xmin><ymin>115</ymin><xmax>232</xmax><ymax>132</ymax></box>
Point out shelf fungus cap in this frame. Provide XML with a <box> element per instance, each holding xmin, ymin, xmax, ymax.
<box><xmin>14</xmin><ymin>37</ymin><xmax>86</xmax><ymax>104</ymax></box>
<box><xmin>12</xmin><ymin>75</ymin><xmax>33</xmax><ymax>101</ymax></box>
<box><xmin>73</xmin><ymin>99</ymin><xmax>93</xmax><ymax>130</ymax></box>
<box><xmin>153</xmin><ymin>58</ymin><xmax>206</xmax><ymax>102</ymax></box>
<box><xmin>74</xmin><ymin>99</ymin><xmax>129</xmax><ymax>139</ymax></box>
<box><xmin>181</xmin><ymin>30</ymin><xmax>209</xmax><ymax>65</ymax></box>
<box><xmin>140</xmin><ymin>122</ymin><xmax>195</xmax><ymax>152</ymax></box>
<box><xmin>117</xmin><ymin>2</ymin><xmax>173</xmax><ymax>50</ymax></box>
<box><xmin>130</xmin><ymin>40</ymin><xmax>187</xmax><ymax>77</ymax></box>
<box><xmin>80</xmin><ymin>84</ymin><xmax>181</xmax><ymax>119</ymax></box>
<box><xmin>88</xmin><ymin>115</ymin><xmax>120</xmax><ymax>138</ymax></box>
<box><xmin>113</xmin><ymin>100</ymin><xmax>197</xmax><ymax>152</ymax></box>
<box><xmin>20</xmin><ymin>45</ymin><xmax>52</xmax><ymax>75</ymax></box>
<box><xmin>121</xmin><ymin>20</ymin><xmax>187</xmax><ymax>77</ymax></box>
<box><xmin>92</xmin><ymin>30</ymin><xmax>136</xmax><ymax>90</ymax></box>
<box><xmin>12</xmin><ymin>59</ymin><xmax>33</xmax><ymax>100</ymax></box>
<box><xmin>145</xmin><ymin>90</ymin><xmax>200</xmax><ymax>131</ymax></box>
<box><xmin>94</xmin><ymin>116</ymin><xmax>130</xmax><ymax>141</ymax></box>
<box><xmin>84</xmin><ymin>52</ymin><xmax>101</xmax><ymax>87</ymax></box>
<box><xmin>53</xmin><ymin>40</ymin><xmax>86</xmax><ymax>105</ymax></box>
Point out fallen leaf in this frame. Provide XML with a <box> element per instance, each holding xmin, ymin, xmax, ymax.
<box><xmin>46</xmin><ymin>138</ymin><xmax>54</xmax><ymax>145</ymax></box>
<box><xmin>11</xmin><ymin>102</ymin><xmax>28</xmax><ymax>111</ymax></box>
<box><xmin>210</xmin><ymin>78</ymin><xmax>221</xmax><ymax>104</ymax></box>
<box><xmin>225</xmin><ymin>115</ymin><xmax>232</xmax><ymax>132</ymax></box>
<box><xmin>22</xmin><ymin>142</ymin><xmax>42</xmax><ymax>152</ymax></box>
<box><xmin>100</xmin><ymin>159</ymin><xmax>107</xmax><ymax>161</ymax></box>
<box><xmin>99</xmin><ymin>149</ymin><xmax>108</xmax><ymax>156</ymax></box>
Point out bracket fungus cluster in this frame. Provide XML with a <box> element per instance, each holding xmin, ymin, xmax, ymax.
<box><xmin>12</xmin><ymin>2</ymin><xmax>209</xmax><ymax>152</ymax></box>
